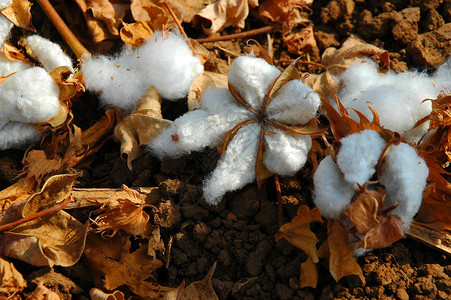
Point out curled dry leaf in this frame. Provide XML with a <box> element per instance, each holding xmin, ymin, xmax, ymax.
<box><xmin>114</xmin><ymin>86</ymin><xmax>172</xmax><ymax>170</ymax></box>
<box><xmin>193</xmin><ymin>0</ymin><xmax>254</xmax><ymax>35</ymax></box>
<box><xmin>178</xmin><ymin>262</ymin><xmax>219</xmax><ymax>300</ymax></box>
<box><xmin>120</xmin><ymin>20</ymin><xmax>153</xmax><ymax>48</ymax></box>
<box><xmin>187</xmin><ymin>71</ymin><xmax>228</xmax><ymax>111</ymax></box>
<box><xmin>324</xmin><ymin>219</ymin><xmax>366</xmax><ymax>285</ymax></box>
<box><xmin>89</xmin><ymin>288</ymin><xmax>125</xmax><ymax>300</ymax></box>
<box><xmin>28</xmin><ymin>280</ymin><xmax>61</xmax><ymax>300</ymax></box>
<box><xmin>90</xmin><ymin>186</ymin><xmax>153</xmax><ymax>236</ymax></box>
<box><xmin>0</xmin><ymin>257</ymin><xmax>26</xmax><ymax>297</ymax></box>
<box><xmin>282</xmin><ymin>24</ymin><xmax>317</xmax><ymax>55</ymax></box>
<box><xmin>2</xmin><ymin>173</ymin><xmax>88</xmax><ymax>267</ymax></box>
<box><xmin>275</xmin><ymin>205</ymin><xmax>323</xmax><ymax>288</ymax></box>
<box><xmin>345</xmin><ymin>187</ymin><xmax>405</xmax><ymax>249</ymax></box>
<box><xmin>1</xmin><ymin>41</ymin><xmax>32</xmax><ymax>64</ymax></box>
<box><xmin>303</xmin><ymin>36</ymin><xmax>389</xmax><ymax>99</ymax></box>
<box><xmin>0</xmin><ymin>0</ymin><xmax>34</xmax><ymax>31</ymax></box>
<box><xmin>257</xmin><ymin>0</ymin><xmax>312</xmax><ymax>31</ymax></box>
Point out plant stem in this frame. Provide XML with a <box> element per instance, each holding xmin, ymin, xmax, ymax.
<box><xmin>196</xmin><ymin>26</ymin><xmax>276</xmax><ymax>43</ymax></box>
<box><xmin>36</xmin><ymin>0</ymin><xmax>90</xmax><ymax>60</ymax></box>
<box><xmin>162</xmin><ymin>1</ymin><xmax>195</xmax><ymax>55</ymax></box>
<box><xmin>0</xmin><ymin>196</ymin><xmax>72</xmax><ymax>233</ymax></box>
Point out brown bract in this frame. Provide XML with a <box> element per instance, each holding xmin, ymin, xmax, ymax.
<box><xmin>1</xmin><ymin>41</ymin><xmax>32</xmax><ymax>65</ymax></box>
<box><xmin>303</xmin><ymin>37</ymin><xmax>389</xmax><ymax>99</ymax></box>
<box><xmin>345</xmin><ymin>187</ymin><xmax>405</xmax><ymax>249</ymax></box>
<box><xmin>225</xmin><ymin>59</ymin><xmax>323</xmax><ymax>187</ymax></box>
<box><xmin>0</xmin><ymin>0</ymin><xmax>34</xmax><ymax>31</ymax></box>
<box><xmin>0</xmin><ymin>257</ymin><xmax>26</xmax><ymax>298</ymax></box>
<box><xmin>257</xmin><ymin>0</ymin><xmax>312</xmax><ymax>31</ymax></box>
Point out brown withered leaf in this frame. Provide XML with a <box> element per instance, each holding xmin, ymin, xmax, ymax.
<box><xmin>90</xmin><ymin>186</ymin><xmax>152</xmax><ymax>236</ymax></box>
<box><xmin>193</xmin><ymin>0</ymin><xmax>255</xmax><ymax>35</ymax></box>
<box><xmin>28</xmin><ymin>280</ymin><xmax>61</xmax><ymax>300</ymax></box>
<box><xmin>20</xmin><ymin>151</ymin><xmax>62</xmax><ymax>187</ymax></box>
<box><xmin>326</xmin><ymin>219</ymin><xmax>365</xmax><ymax>285</ymax></box>
<box><xmin>143</xmin><ymin>225</ymin><xmax>164</xmax><ymax>258</ymax></box>
<box><xmin>2</xmin><ymin>173</ymin><xmax>88</xmax><ymax>267</ymax></box>
<box><xmin>282</xmin><ymin>24</ymin><xmax>318</xmax><ymax>55</ymax></box>
<box><xmin>0</xmin><ymin>0</ymin><xmax>34</xmax><ymax>31</ymax></box>
<box><xmin>179</xmin><ymin>262</ymin><xmax>219</xmax><ymax>300</ymax></box>
<box><xmin>115</xmin><ymin>86</ymin><xmax>172</xmax><ymax>170</ymax></box>
<box><xmin>258</xmin><ymin>0</ymin><xmax>312</xmax><ymax>31</ymax></box>
<box><xmin>415</xmin><ymin>184</ymin><xmax>451</xmax><ymax>232</ymax></box>
<box><xmin>0</xmin><ymin>257</ymin><xmax>26</xmax><ymax>298</ymax></box>
<box><xmin>120</xmin><ymin>20</ymin><xmax>153</xmax><ymax>48</ymax></box>
<box><xmin>83</xmin><ymin>233</ymin><xmax>165</xmax><ymax>296</ymax></box>
<box><xmin>89</xmin><ymin>288</ymin><xmax>125</xmax><ymax>300</ymax></box>
<box><xmin>188</xmin><ymin>71</ymin><xmax>228</xmax><ymax>111</ymax></box>
<box><xmin>345</xmin><ymin>187</ymin><xmax>405</xmax><ymax>249</ymax></box>
<box><xmin>162</xmin><ymin>0</ymin><xmax>206</xmax><ymax>23</ymax></box>
<box><xmin>1</xmin><ymin>41</ymin><xmax>32</xmax><ymax>64</ymax></box>
<box><xmin>130</xmin><ymin>0</ymin><xmax>169</xmax><ymax>29</ymax></box>
<box><xmin>304</xmin><ymin>36</ymin><xmax>389</xmax><ymax>99</ymax></box>
<box><xmin>275</xmin><ymin>205</ymin><xmax>322</xmax><ymax>288</ymax></box>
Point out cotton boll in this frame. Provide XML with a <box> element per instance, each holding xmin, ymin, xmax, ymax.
<box><xmin>339</xmin><ymin>60</ymin><xmax>381</xmax><ymax>102</ymax></box>
<box><xmin>0</xmin><ymin>67</ymin><xmax>60</xmax><ymax>124</ymax></box>
<box><xmin>228</xmin><ymin>56</ymin><xmax>280</xmax><ymax>111</ymax></box>
<box><xmin>313</xmin><ymin>155</ymin><xmax>355</xmax><ymax>219</ymax></box>
<box><xmin>263</xmin><ymin>127</ymin><xmax>311</xmax><ymax>176</ymax></box>
<box><xmin>379</xmin><ymin>143</ymin><xmax>428</xmax><ymax>230</ymax></box>
<box><xmin>433</xmin><ymin>57</ymin><xmax>451</xmax><ymax>92</ymax></box>
<box><xmin>267</xmin><ymin>80</ymin><xmax>321</xmax><ymax>125</ymax></box>
<box><xmin>0</xmin><ymin>14</ymin><xmax>12</xmax><ymax>45</ymax></box>
<box><xmin>201</xmin><ymin>88</ymin><xmax>252</xmax><ymax>120</ymax></box>
<box><xmin>0</xmin><ymin>122</ymin><xmax>39</xmax><ymax>150</ymax></box>
<box><xmin>0</xmin><ymin>53</ymin><xmax>30</xmax><ymax>76</ymax></box>
<box><xmin>26</xmin><ymin>35</ymin><xmax>73</xmax><ymax>72</ymax></box>
<box><xmin>203</xmin><ymin>123</ymin><xmax>260</xmax><ymax>205</ymax></box>
<box><xmin>138</xmin><ymin>31</ymin><xmax>204</xmax><ymax>100</ymax></box>
<box><xmin>337</xmin><ymin>129</ymin><xmax>386</xmax><ymax>187</ymax></box>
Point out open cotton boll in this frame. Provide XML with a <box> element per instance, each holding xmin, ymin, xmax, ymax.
<box><xmin>0</xmin><ymin>53</ymin><xmax>30</xmax><ymax>76</ymax></box>
<box><xmin>201</xmin><ymin>88</ymin><xmax>252</xmax><ymax>118</ymax></box>
<box><xmin>0</xmin><ymin>67</ymin><xmax>60</xmax><ymax>124</ymax></box>
<box><xmin>26</xmin><ymin>35</ymin><xmax>73</xmax><ymax>72</ymax></box>
<box><xmin>0</xmin><ymin>122</ymin><xmax>39</xmax><ymax>150</ymax></box>
<box><xmin>313</xmin><ymin>155</ymin><xmax>355</xmax><ymax>219</ymax></box>
<box><xmin>203</xmin><ymin>123</ymin><xmax>260</xmax><ymax>205</ymax></box>
<box><xmin>379</xmin><ymin>143</ymin><xmax>428</xmax><ymax>230</ymax></box>
<box><xmin>267</xmin><ymin>79</ymin><xmax>321</xmax><ymax>125</ymax></box>
<box><xmin>0</xmin><ymin>14</ymin><xmax>12</xmax><ymax>45</ymax></box>
<box><xmin>263</xmin><ymin>128</ymin><xmax>311</xmax><ymax>176</ymax></box>
<box><xmin>337</xmin><ymin>130</ymin><xmax>386</xmax><ymax>187</ymax></box>
<box><xmin>137</xmin><ymin>31</ymin><xmax>204</xmax><ymax>100</ymax></box>
<box><xmin>228</xmin><ymin>56</ymin><xmax>280</xmax><ymax>110</ymax></box>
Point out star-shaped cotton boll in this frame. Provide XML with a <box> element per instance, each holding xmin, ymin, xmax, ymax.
<box><xmin>149</xmin><ymin>56</ymin><xmax>322</xmax><ymax>205</ymax></box>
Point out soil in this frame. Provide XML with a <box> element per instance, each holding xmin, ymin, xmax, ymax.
<box><xmin>1</xmin><ymin>0</ymin><xmax>450</xmax><ymax>299</ymax></box>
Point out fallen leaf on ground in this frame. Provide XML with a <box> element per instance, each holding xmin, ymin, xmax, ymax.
<box><xmin>120</xmin><ymin>20</ymin><xmax>153</xmax><ymax>48</ymax></box>
<box><xmin>161</xmin><ymin>0</ymin><xmax>206</xmax><ymax>23</ymax></box>
<box><xmin>275</xmin><ymin>205</ymin><xmax>323</xmax><ymax>288</ymax></box>
<box><xmin>27</xmin><ymin>280</ymin><xmax>61</xmax><ymax>300</ymax></box>
<box><xmin>130</xmin><ymin>0</ymin><xmax>169</xmax><ymax>29</ymax></box>
<box><xmin>325</xmin><ymin>219</ymin><xmax>365</xmax><ymax>285</ymax></box>
<box><xmin>0</xmin><ymin>0</ymin><xmax>34</xmax><ymax>31</ymax></box>
<box><xmin>345</xmin><ymin>187</ymin><xmax>405</xmax><ymax>249</ymax></box>
<box><xmin>300</xmin><ymin>256</ymin><xmax>318</xmax><ymax>288</ymax></box>
<box><xmin>257</xmin><ymin>0</ymin><xmax>311</xmax><ymax>31</ymax></box>
<box><xmin>0</xmin><ymin>257</ymin><xmax>26</xmax><ymax>298</ymax></box>
<box><xmin>304</xmin><ymin>36</ymin><xmax>389</xmax><ymax>99</ymax></box>
<box><xmin>114</xmin><ymin>86</ymin><xmax>172</xmax><ymax>170</ymax></box>
<box><xmin>282</xmin><ymin>24</ymin><xmax>317</xmax><ymax>55</ymax></box>
<box><xmin>2</xmin><ymin>173</ymin><xmax>88</xmax><ymax>267</ymax></box>
<box><xmin>193</xmin><ymin>0</ymin><xmax>255</xmax><ymax>35</ymax></box>
<box><xmin>179</xmin><ymin>262</ymin><xmax>219</xmax><ymax>300</ymax></box>
<box><xmin>89</xmin><ymin>288</ymin><xmax>125</xmax><ymax>300</ymax></box>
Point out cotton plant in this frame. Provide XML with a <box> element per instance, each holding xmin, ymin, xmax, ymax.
<box><xmin>81</xmin><ymin>30</ymin><xmax>204</xmax><ymax>111</ymax></box>
<box><xmin>149</xmin><ymin>55</ymin><xmax>322</xmax><ymax>205</ymax></box>
<box><xmin>313</xmin><ymin>100</ymin><xmax>429</xmax><ymax>255</ymax></box>
<box><xmin>332</xmin><ymin>58</ymin><xmax>451</xmax><ymax>143</ymax></box>
<box><xmin>0</xmin><ymin>34</ymin><xmax>73</xmax><ymax>150</ymax></box>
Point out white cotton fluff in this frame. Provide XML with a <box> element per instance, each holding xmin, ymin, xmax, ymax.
<box><xmin>337</xmin><ymin>60</ymin><xmax>437</xmax><ymax>142</ymax></box>
<box><xmin>0</xmin><ymin>53</ymin><xmax>30</xmax><ymax>76</ymax></box>
<box><xmin>228</xmin><ymin>56</ymin><xmax>280</xmax><ymax>111</ymax></box>
<box><xmin>81</xmin><ymin>31</ymin><xmax>203</xmax><ymax>111</ymax></box>
<box><xmin>26</xmin><ymin>35</ymin><xmax>73</xmax><ymax>72</ymax></box>
<box><xmin>313</xmin><ymin>155</ymin><xmax>355</xmax><ymax>219</ymax></box>
<box><xmin>0</xmin><ymin>14</ymin><xmax>12</xmax><ymax>46</ymax></box>
<box><xmin>200</xmin><ymin>88</ymin><xmax>252</xmax><ymax>118</ymax></box>
<box><xmin>263</xmin><ymin>127</ymin><xmax>311</xmax><ymax>176</ymax></box>
<box><xmin>433</xmin><ymin>57</ymin><xmax>451</xmax><ymax>92</ymax></box>
<box><xmin>267</xmin><ymin>79</ymin><xmax>321</xmax><ymax>125</ymax></box>
<box><xmin>0</xmin><ymin>0</ymin><xmax>12</xmax><ymax>9</ymax></box>
<box><xmin>0</xmin><ymin>67</ymin><xmax>60</xmax><ymax>124</ymax></box>
<box><xmin>203</xmin><ymin>122</ymin><xmax>260</xmax><ymax>205</ymax></box>
<box><xmin>379</xmin><ymin>143</ymin><xmax>428</xmax><ymax>230</ymax></box>
<box><xmin>337</xmin><ymin>129</ymin><xmax>386</xmax><ymax>187</ymax></box>
<box><xmin>0</xmin><ymin>122</ymin><xmax>39</xmax><ymax>150</ymax></box>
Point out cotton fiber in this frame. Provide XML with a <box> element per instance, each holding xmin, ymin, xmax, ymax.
<box><xmin>82</xmin><ymin>31</ymin><xmax>204</xmax><ymax>111</ymax></box>
<box><xmin>26</xmin><ymin>35</ymin><xmax>73</xmax><ymax>72</ymax></box>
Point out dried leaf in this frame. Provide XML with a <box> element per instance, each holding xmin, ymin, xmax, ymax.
<box><xmin>130</xmin><ymin>0</ymin><xmax>169</xmax><ymax>29</ymax></box>
<box><xmin>89</xmin><ymin>288</ymin><xmax>125</xmax><ymax>300</ymax></box>
<box><xmin>0</xmin><ymin>257</ymin><xmax>26</xmax><ymax>297</ymax></box>
<box><xmin>1</xmin><ymin>41</ymin><xmax>32</xmax><ymax>64</ymax></box>
<box><xmin>304</xmin><ymin>36</ymin><xmax>389</xmax><ymax>99</ymax></box>
<box><xmin>345</xmin><ymin>188</ymin><xmax>405</xmax><ymax>249</ymax></box>
<box><xmin>120</xmin><ymin>20</ymin><xmax>153</xmax><ymax>48</ymax></box>
<box><xmin>257</xmin><ymin>0</ymin><xmax>312</xmax><ymax>31</ymax></box>
<box><xmin>300</xmin><ymin>256</ymin><xmax>317</xmax><ymax>288</ymax></box>
<box><xmin>0</xmin><ymin>0</ymin><xmax>34</xmax><ymax>31</ymax></box>
<box><xmin>179</xmin><ymin>262</ymin><xmax>219</xmax><ymax>300</ymax></box>
<box><xmin>2</xmin><ymin>173</ymin><xmax>88</xmax><ymax>267</ymax></box>
<box><xmin>49</xmin><ymin>66</ymin><xmax>85</xmax><ymax>102</ymax></box>
<box><xmin>114</xmin><ymin>86</ymin><xmax>172</xmax><ymax>170</ymax></box>
<box><xmin>188</xmin><ymin>71</ymin><xmax>228</xmax><ymax>111</ymax></box>
<box><xmin>83</xmin><ymin>233</ymin><xmax>164</xmax><ymax>295</ymax></box>
<box><xmin>326</xmin><ymin>219</ymin><xmax>365</xmax><ymax>284</ymax></box>
<box><xmin>28</xmin><ymin>280</ymin><xmax>61</xmax><ymax>300</ymax></box>
<box><xmin>20</xmin><ymin>151</ymin><xmax>62</xmax><ymax>187</ymax></box>
<box><xmin>193</xmin><ymin>0</ymin><xmax>250</xmax><ymax>35</ymax></box>
<box><xmin>90</xmin><ymin>186</ymin><xmax>152</xmax><ymax>236</ymax></box>
<box><xmin>161</xmin><ymin>0</ymin><xmax>206</xmax><ymax>23</ymax></box>
<box><xmin>282</xmin><ymin>24</ymin><xmax>317</xmax><ymax>55</ymax></box>
<box><xmin>144</xmin><ymin>225</ymin><xmax>165</xmax><ymax>258</ymax></box>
